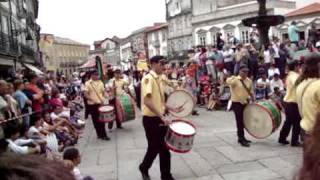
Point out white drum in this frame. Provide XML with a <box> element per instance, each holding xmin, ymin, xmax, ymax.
<box><xmin>165</xmin><ymin>120</ymin><xmax>196</xmax><ymax>153</ymax></box>
<box><xmin>166</xmin><ymin>90</ymin><xmax>195</xmax><ymax>118</ymax></box>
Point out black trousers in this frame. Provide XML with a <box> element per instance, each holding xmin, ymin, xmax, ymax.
<box><xmin>140</xmin><ymin>116</ymin><xmax>171</xmax><ymax>178</ymax></box>
<box><xmin>108</xmin><ymin>98</ymin><xmax>122</xmax><ymax>129</ymax></box>
<box><xmin>87</xmin><ymin>104</ymin><xmax>107</xmax><ymax>138</ymax></box>
<box><xmin>232</xmin><ymin>102</ymin><xmax>247</xmax><ymax>141</ymax></box>
<box><xmin>279</xmin><ymin>102</ymin><xmax>301</xmax><ymax>144</ymax></box>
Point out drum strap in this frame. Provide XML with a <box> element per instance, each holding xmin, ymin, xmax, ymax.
<box><xmin>240</xmin><ymin>79</ymin><xmax>254</xmax><ymax>103</ymax></box>
<box><xmin>149</xmin><ymin>73</ymin><xmax>165</xmax><ymax>104</ymax></box>
<box><xmin>90</xmin><ymin>81</ymin><xmax>104</xmax><ymax>104</ymax></box>
<box><xmin>298</xmin><ymin>80</ymin><xmax>316</xmax><ymax>115</ymax></box>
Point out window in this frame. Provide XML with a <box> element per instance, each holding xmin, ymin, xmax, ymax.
<box><xmin>241</xmin><ymin>30</ymin><xmax>250</xmax><ymax>44</ymax></box>
<box><xmin>1</xmin><ymin>16</ymin><xmax>9</xmax><ymax>34</ymax></box>
<box><xmin>162</xmin><ymin>30</ymin><xmax>166</xmax><ymax>41</ymax></box>
<box><xmin>199</xmin><ymin>35</ymin><xmax>206</xmax><ymax>46</ymax></box>
<box><xmin>212</xmin><ymin>33</ymin><xmax>217</xmax><ymax>46</ymax></box>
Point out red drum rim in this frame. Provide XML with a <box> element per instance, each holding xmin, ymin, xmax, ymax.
<box><xmin>167</xmin><ymin>90</ymin><xmax>195</xmax><ymax>118</ymax></box>
<box><xmin>165</xmin><ymin>142</ymin><xmax>191</xmax><ymax>153</ymax></box>
<box><xmin>244</xmin><ymin>103</ymin><xmax>275</xmax><ymax>139</ymax></box>
<box><xmin>169</xmin><ymin>119</ymin><xmax>196</xmax><ymax>138</ymax></box>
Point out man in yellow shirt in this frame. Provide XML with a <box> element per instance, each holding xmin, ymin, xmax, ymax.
<box><xmin>296</xmin><ymin>54</ymin><xmax>320</xmax><ymax>135</ymax></box>
<box><xmin>278</xmin><ymin>60</ymin><xmax>301</xmax><ymax>146</ymax></box>
<box><xmin>108</xmin><ymin>69</ymin><xmax>128</xmax><ymax>130</ymax></box>
<box><xmin>226</xmin><ymin>65</ymin><xmax>254</xmax><ymax>147</ymax></box>
<box><xmin>137</xmin><ymin>52</ymin><xmax>149</xmax><ymax>74</ymax></box>
<box><xmin>139</xmin><ymin>56</ymin><xmax>180</xmax><ymax>180</ymax></box>
<box><xmin>84</xmin><ymin>70</ymin><xmax>109</xmax><ymax>140</ymax></box>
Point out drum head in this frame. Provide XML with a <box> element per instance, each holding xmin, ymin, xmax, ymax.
<box><xmin>99</xmin><ymin>106</ymin><xmax>114</xmax><ymax>112</ymax></box>
<box><xmin>166</xmin><ymin>90</ymin><xmax>195</xmax><ymax>118</ymax></box>
<box><xmin>244</xmin><ymin>104</ymin><xmax>273</xmax><ymax>139</ymax></box>
<box><xmin>170</xmin><ymin>120</ymin><xmax>196</xmax><ymax>136</ymax></box>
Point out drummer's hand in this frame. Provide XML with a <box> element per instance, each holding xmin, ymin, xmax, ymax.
<box><xmin>170</xmin><ymin>106</ymin><xmax>184</xmax><ymax>113</ymax></box>
<box><xmin>160</xmin><ymin>115</ymin><xmax>172</xmax><ymax>126</ymax></box>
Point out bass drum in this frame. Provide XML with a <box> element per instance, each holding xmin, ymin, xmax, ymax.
<box><xmin>243</xmin><ymin>100</ymin><xmax>282</xmax><ymax>139</ymax></box>
<box><xmin>116</xmin><ymin>94</ymin><xmax>136</xmax><ymax>122</ymax></box>
<box><xmin>166</xmin><ymin>90</ymin><xmax>195</xmax><ymax>118</ymax></box>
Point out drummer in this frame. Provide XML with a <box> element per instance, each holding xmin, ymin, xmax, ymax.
<box><xmin>139</xmin><ymin>55</ymin><xmax>180</xmax><ymax>180</ymax></box>
<box><xmin>226</xmin><ymin>65</ymin><xmax>254</xmax><ymax>147</ymax></box>
<box><xmin>278</xmin><ymin>60</ymin><xmax>301</xmax><ymax>146</ymax></box>
<box><xmin>108</xmin><ymin>68</ymin><xmax>128</xmax><ymax>130</ymax></box>
<box><xmin>295</xmin><ymin>54</ymin><xmax>320</xmax><ymax>142</ymax></box>
<box><xmin>84</xmin><ymin>70</ymin><xmax>109</xmax><ymax>141</ymax></box>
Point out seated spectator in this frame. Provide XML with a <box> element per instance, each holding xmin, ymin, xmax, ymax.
<box><xmin>256</xmin><ymin>72</ymin><xmax>270</xmax><ymax>100</ymax></box>
<box><xmin>207</xmin><ymin>87</ymin><xmax>220</xmax><ymax>111</ymax></box>
<box><xmin>268</xmin><ymin>64</ymin><xmax>280</xmax><ymax>79</ymax></box>
<box><xmin>4</xmin><ymin>122</ymin><xmax>40</xmax><ymax>155</ymax></box>
<box><xmin>63</xmin><ymin>147</ymin><xmax>94</xmax><ymax>180</ymax></box>
<box><xmin>270</xmin><ymin>73</ymin><xmax>284</xmax><ymax>94</ymax></box>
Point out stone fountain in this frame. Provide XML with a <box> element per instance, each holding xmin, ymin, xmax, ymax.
<box><xmin>242</xmin><ymin>0</ymin><xmax>285</xmax><ymax>48</ymax></box>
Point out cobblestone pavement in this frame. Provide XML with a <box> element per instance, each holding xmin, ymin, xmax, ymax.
<box><xmin>77</xmin><ymin>108</ymin><xmax>302</xmax><ymax>180</ymax></box>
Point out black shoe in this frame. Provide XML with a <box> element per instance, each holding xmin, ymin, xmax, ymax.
<box><xmin>99</xmin><ymin>136</ymin><xmax>110</xmax><ymax>141</ymax></box>
<box><xmin>291</xmin><ymin>142</ymin><xmax>302</xmax><ymax>147</ymax></box>
<box><xmin>117</xmin><ymin>126</ymin><xmax>123</xmax><ymax>129</ymax></box>
<box><xmin>244</xmin><ymin>139</ymin><xmax>252</xmax><ymax>143</ymax></box>
<box><xmin>238</xmin><ymin>140</ymin><xmax>250</xmax><ymax>147</ymax></box>
<box><xmin>139</xmin><ymin>165</ymin><xmax>150</xmax><ymax>180</ymax></box>
<box><xmin>161</xmin><ymin>175</ymin><xmax>175</xmax><ymax>180</ymax></box>
<box><xmin>278</xmin><ymin>139</ymin><xmax>290</xmax><ymax>145</ymax></box>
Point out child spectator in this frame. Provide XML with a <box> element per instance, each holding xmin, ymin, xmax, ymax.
<box><xmin>207</xmin><ymin>87</ymin><xmax>220</xmax><ymax>110</ymax></box>
<box><xmin>13</xmin><ymin>79</ymin><xmax>32</xmax><ymax>127</ymax></box>
<box><xmin>4</xmin><ymin>122</ymin><xmax>40</xmax><ymax>155</ymax></box>
<box><xmin>63</xmin><ymin>147</ymin><xmax>94</xmax><ymax>180</ymax></box>
<box><xmin>269</xmin><ymin>73</ymin><xmax>284</xmax><ymax>94</ymax></box>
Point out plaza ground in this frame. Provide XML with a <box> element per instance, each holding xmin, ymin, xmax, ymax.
<box><xmin>77</xmin><ymin>108</ymin><xmax>302</xmax><ymax>180</ymax></box>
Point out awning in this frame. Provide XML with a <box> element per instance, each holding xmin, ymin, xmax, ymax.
<box><xmin>24</xmin><ymin>64</ymin><xmax>44</xmax><ymax>75</ymax></box>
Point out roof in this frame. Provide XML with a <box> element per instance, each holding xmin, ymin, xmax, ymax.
<box><xmin>286</xmin><ymin>3</ymin><xmax>320</xmax><ymax>17</ymax></box>
<box><xmin>40</xmin><ymin>34</ymin><xmax>90</xmax><ymax>46</ymax></box>
<box><xmin>146</xmin><ymin>23</ymin><xmax>168</xmax><ymax>33</ymax></box>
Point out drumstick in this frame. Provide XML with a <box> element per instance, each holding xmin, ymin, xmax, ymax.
<box><xmin>177</xmin><ymin>100</ymin><xmax>188</xmax><ymax>109</ymax></box>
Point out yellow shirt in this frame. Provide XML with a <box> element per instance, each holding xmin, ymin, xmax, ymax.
<box><xmin>84</xmin><ymin>79</ymin><xmax>105</xmax><ymax>105</ymax></box>
<box><xmin>296</xmin><ymin>79</ymin><xmax>320</xmax><ymax>132</ymax></box>
<box><xmin>110</xmin><ymin>78</ymin><xmax>128</xmax><ymax>97</ymax></box>
<box><xmin>137</xmin><ymin>59</ymin><xmax>149</xmax><ymax>72</ymax></box>
<box><xmin>141</xmin><ymin>70</ymin><xmax>165</xmax><ymax>117</ymax></box>
<box><xmin>226</xmin><ymin>76</ymin><xmax>254</xmax><ymax>104</ymax></box>
<box><xmin>283</xmin><ymin>71</ymin><xmax>299</xmax><ymax>103</ymax></box>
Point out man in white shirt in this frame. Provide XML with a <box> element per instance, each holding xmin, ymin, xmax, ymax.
<box><xmin>270</xmin><ymin>73</ymin><xmax>284</xmax><ymax>93</ymax></box>
<box><xmin>4</xmin><ymin>122</ymin><xmax>40</xmax><ymax>155</ymax></box>
<box><xmin>223</xmin><ymin>45</ymin><xmax>234</xmax><ymax>74</ymax></box>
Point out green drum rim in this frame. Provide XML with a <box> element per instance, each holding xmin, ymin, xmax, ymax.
<box><xmin>119</xmin><ymin>95</ymin><xmax>135</xmax><ymax>120</ymax></box>
<box><xmin>260</xmin><ymin>101</ymin><xmax>281</xmax><ymax>131</ymax></box>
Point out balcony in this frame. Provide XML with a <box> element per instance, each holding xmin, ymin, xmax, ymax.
<box><xmin>20</xmin><ymin>44</ymin><xmax>36</xmax><ymax>59</ymax></box>
<box><xmin>0</xmin><ymin>33</ymin><xmax>19</xmax><ymax>56</ymax></box>
<box><xmin>17</xmin><ymin>8</ymin><xmax>27</xmax><ymax>19</ymax></box>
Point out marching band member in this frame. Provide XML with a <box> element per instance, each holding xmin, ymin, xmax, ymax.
<box><xmin>278</xmin><ymin>60</ymin><xmax>301</xmax><ymax>146</ymax></box>
<box><xmin>139</xmin><ymin>56</ymin><xmax>181</xmax><ymax>180</ymax></box>
<box><xmin>137</xmin><ymin>52</ymin><xmax>149</xmax><ymax>76</ymax></box>
<box><xmin>84</xmin><ymin>71</ymin><xmax>109</xmax><ymax>141</ymax></box>
<box><xmin>108</xmin><ymin>68</ymin><xmax>127</xmax><ymax>130</ymax></box>
<box><xmin>226</xmin><ymin>65</ymin><xmax>254</xmax><ymax>147</ymax></box>
<box><xmin>295</xmin><ymin>54</ymin><xmax>320</xmax><ymax>140</ymax></box>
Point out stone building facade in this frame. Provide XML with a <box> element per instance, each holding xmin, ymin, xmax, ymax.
<box><xmin>0</xmin><ymin>0</ymin><xmax>40</xmax><ymax>78</ymax></box>
<box><xmin>146</xmin><ymin>23</ymin><xmax>168</xmax><ymax>58</ymax></box>
<box><xmin>91</xmin><ymin>37</ymin><xmax>121</xmax><ymax>66</ymax></box>
<box><xmin>39</xmin><ymin>34</ymin><xmax>90</xmax><ymax>77</ymax></box>
<box><xmin>277</xmin><ymin>3</ymin><xmax>320</xmax><ymax>42</ymax></box>
<box><xmin>166</xmin><ymin>0</ymin><xmax>193</xmax><ymax>63</ymax></box>
<box><xmin>192</xmin><ymin>0</ymin><xmax>296</xmax><ymax>47</ymax></box>
<box><xmin>130</xmin><ymin>27</ymin><xmax>149</xmax><ymax>59</ymax></box>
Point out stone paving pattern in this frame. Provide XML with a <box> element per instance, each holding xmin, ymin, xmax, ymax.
<box><xmin>77</xmin><ymin>109</ymin><xmax>302</xmax><ymax>180</ymax></box>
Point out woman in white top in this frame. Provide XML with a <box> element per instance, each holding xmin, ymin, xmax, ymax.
<box><xmin>268</xmin><ymin>64</ymin><xmax>281</xmax><ymax>79</ymax></box>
